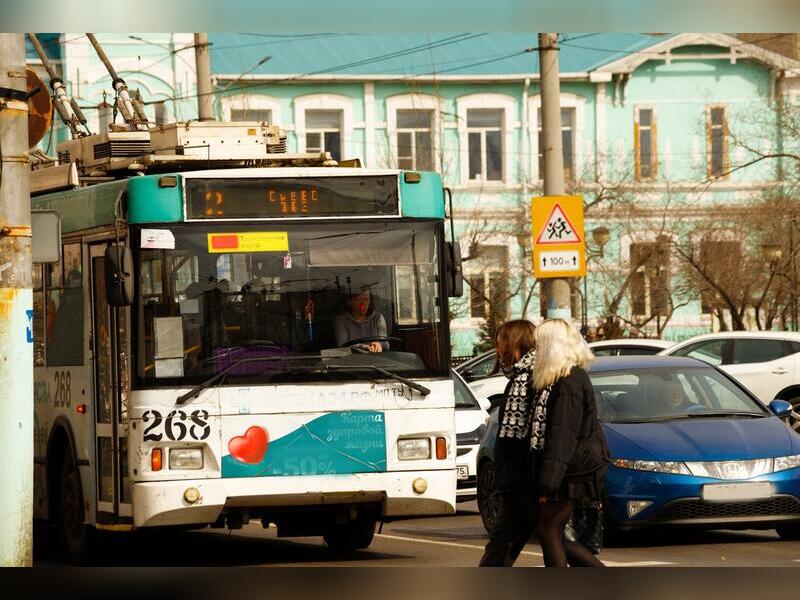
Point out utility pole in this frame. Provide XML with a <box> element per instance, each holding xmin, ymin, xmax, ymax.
<box><xmin>0</xmin><ymin>33</ymin><xmax>33</xmax><ymax>566</ymax></box>
<box><xmin>194</xmin><ymin>33</ymin><xmax>214</xmax><ymax>121</ymax></box>
<box><xmin>538</xmin><ymin>33</ymin><xmax>572</xmax><ymax>319</ymax></box>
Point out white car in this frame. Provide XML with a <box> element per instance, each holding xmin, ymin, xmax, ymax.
<box><xmin>659</xmin><ymin>331</ymin><xmax>800</xmax><ymax>430</ymax></box>
<box><xmin>453</xmin><ymin>371</ymin><xmax>490</xmax><ymax>501</ymax></box>
<box><xmin>459</xmin><ymin>339</ymin><xmax>677</xmax><ymax>405</ymax></box>
<box><xmin>589</xmin><ymin>338</ymin><xmax>675</xmax><ymax>356</ymax></box>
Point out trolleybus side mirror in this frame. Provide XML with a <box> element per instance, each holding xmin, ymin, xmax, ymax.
<box><xmin>31</xmin><ymin>210</ymin><xmax>61</xmax><ymax>264</ymax></box>
<box><xmin>445</xmin><ymin>241</ymin><xmax>463</xmax><ymax>298</ymax></box>
<box><xmin>104</xmin><ymin>245</ymin><xmax>133</xmax><ymax>307</ymax></box>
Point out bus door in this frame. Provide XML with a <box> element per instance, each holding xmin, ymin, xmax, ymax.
<box><xmin>90</xmin><ymin>243</ymin><xmax>132</xmax><ymax>522</ymax></box>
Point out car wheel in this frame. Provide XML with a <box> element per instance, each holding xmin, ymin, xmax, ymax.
<box><xmin>477</xmin><ymin>460</ymin><xmax>499</xmax><ymax>534</ymax></box>
<box><xmin>323</xmin><ymin>517</ymin><xmax>376</xmax><ymax>552</ymax></box>
<box><xmin>786</xmin><ymin>397</ymin><xmax>800</xmax><ymax>432</ymax></box>
<box><xmin>776</xmin><ymin>523</ymin><xmax>800</xmax><ymax>541</ymax></box>
<box><xmin>59</xmin><ymin>451</ymin><xmax>93</xmax><ymax>564</ymax></box>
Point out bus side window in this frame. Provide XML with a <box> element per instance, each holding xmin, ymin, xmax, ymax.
<box><xmin>46</xmin><ymin>243</ymin><xmax>85</xmax><ymax>367</ymax></box>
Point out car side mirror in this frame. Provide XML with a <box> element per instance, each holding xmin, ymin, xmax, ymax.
<box><xmin>104</xmin><ymin>245</ymin><xmax>133</xmax><ymax>307</ymax></box>
<box><xmin>769</xmin><ymin>399</ymin><xmax>792</xmax><ymax>419</ymax></box>
<box><xmin>478</xmin><ymin>397</ymin><xmax>491</xmax><ymax>413</ymax></box>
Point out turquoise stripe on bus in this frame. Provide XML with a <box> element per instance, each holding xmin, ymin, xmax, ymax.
<box><xmin>127</xmin><ymin>175</ymin><xmax>184</xmax><ymax>223</ymax></box>
<box><xmin>399</xmin><ymin>171</ymin><xmax>445</xmax><ymax>219</ymax></box>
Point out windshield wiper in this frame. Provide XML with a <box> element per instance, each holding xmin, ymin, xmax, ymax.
<box><xmin>175</xmin><ymin>356</ymin><xmax>319</xmax><ymax>405</ymax></box>
<box><xmin>684</xmin><ymin>411</ymin><xmax>765</xmax><ymax>419</ymax></box>
<box><xmin>325</xmin><ymin>365</ymin><xmax>431</xmax><ymax>396</ymax></box>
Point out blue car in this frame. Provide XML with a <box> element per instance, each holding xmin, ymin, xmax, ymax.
<box><xmin>476</xmin><ymin>356</ymin><xmax>800</xmax><ymax>542</ymax></box>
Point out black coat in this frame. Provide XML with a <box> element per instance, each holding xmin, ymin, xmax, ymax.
<box><xmin>534</xmin><ymin>366</ymin><xmax>610</xmax><ymax>496</ymax></box>
<box><xmin>493</xmin><ymin>366</ymin><xmax>609</xmax><ymax>496</ymax></box>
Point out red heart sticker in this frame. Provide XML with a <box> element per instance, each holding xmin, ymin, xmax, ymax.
<box><xmin>228</xmin><ymin>426</ymin><xmax>269</xmax><ymax>464</ymax></box>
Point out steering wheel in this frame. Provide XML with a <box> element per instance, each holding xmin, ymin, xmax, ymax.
<box><xmin>342</xmin><ymin>336</ymin><xmax>402</xmax><ymax>348</ymax></box>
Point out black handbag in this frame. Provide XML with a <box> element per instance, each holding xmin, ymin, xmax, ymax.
<box><xmin>564</xmin><ymin>499</ymin><xmax>604</xmax><ymax>554</ymax></box>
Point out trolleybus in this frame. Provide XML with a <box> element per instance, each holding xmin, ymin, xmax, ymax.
<box><xmin>31</xmin><ymin>154</ymin><xmax>462</xmax><ymax>560</ymax></box>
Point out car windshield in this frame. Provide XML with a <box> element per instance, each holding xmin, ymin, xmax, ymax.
<box><xmin>590</xmin><ymin>367</ymin><xmax>769</xmax><ymax>423</ymax></box>
<box><xmin>133</xmin><ymin>221</ymin><xmax>447</xmax><ymax>387</ymax></box>
<box><xmin>453</xmin><ymin>373</ymin><xmax>478</xmax><ymax>409</ymax></box>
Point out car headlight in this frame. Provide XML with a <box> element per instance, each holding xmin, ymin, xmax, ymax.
<box><xmin>774</xmin><ymin>454</ymin><xmax>800</xmax><ymax>472</ymax></box>
<box><xmin>398</xmin><ymin>438</ymin><xmax>431</xmax><ymax>460</ymax></box>
<box><xmin>613</xmin><ymin>459</ymin><xmax>691</xmax><ymax>475</ymax></box>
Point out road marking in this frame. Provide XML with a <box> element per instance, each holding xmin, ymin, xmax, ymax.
<box><xmin>603</xmin><ymin>560</ymin><xmax>673</xmax><ymax>567</ymax></box>
<box><xmin>376</xmin><ymin>533</ymin><xmax>675</xmax><ymax>566</ymax></box>
<box><xmin>375</xmin><ymin>533</ymin><xmax>543</xmax><ymax>557</ymax></box>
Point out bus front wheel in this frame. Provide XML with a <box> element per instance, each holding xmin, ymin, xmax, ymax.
<box><xmin>323</xmin><ymin>517</ymin><xmax>376</xmax><ymax>552</ymax></box>
<box><xmin>59</xmin><ymin>451</ymin><xmax>92</xmax><ymax>563</ymax></box>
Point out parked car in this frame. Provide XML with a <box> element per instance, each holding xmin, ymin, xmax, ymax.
<box><xmin>456</xmin><ymin>350</ymin><xmax>498</xmax><ymax>383</ymax></box>
<box><xmin>590</xmin><ymin>338</ymin><xmax>675</xmax><ymax>356</ymax></box>
<box><xmin>453</xmin><ymin>371</ymin><xmax>491</xmax><ymax>502</ymax></box>
<box><xmin>460</xmin><ymin>339</ymin><xmax>676</xmax><ymax>411</ymax></box>
<box><xmin>476</xmin><ymin>356</ymin><xmax>800</xmax><ymax>542</ymax></box>
<box><xmin>659</xmin><ymin>331</ymin><xmax>800</xmax><ymax>430</ymax></box>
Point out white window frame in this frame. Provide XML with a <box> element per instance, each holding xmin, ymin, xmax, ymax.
<box><xmin>462</xmin><ymin>238</ymin><xmax>512</xmax><ymax>324</ymax></box>
<box><xmin>529</xmin><ymin>93</ymin><xmax>586</xmax><ymax>182</ymax></box>
<box><xmin>634</xmin><ymin>105</ymin><xmax>658</xmax><ymax>181</ymax></box>
<box><xmin>294</xmin><ymin>94</ymin><xmax>353</xmax><ymax>159</ymax></box>
<box><xmin>385</xmin><ymin>94</ymin><xmax>442</xmax><ymax>171</ymax></box>
<box><xmin>221</xmin><ymin>93</ymin><xmax>282</xmax><ymax>125</ymax></box>
<box><xmin>456</xmin><ymin>94</ymin><xmax>516</xmax><ymax>186</ymax></box>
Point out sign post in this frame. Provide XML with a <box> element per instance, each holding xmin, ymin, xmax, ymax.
<box><xmin>532</xmin><ymin>195</ymin><xmax>586</xmax><ymax>280</ymax></box>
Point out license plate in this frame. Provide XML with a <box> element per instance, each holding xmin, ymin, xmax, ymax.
<box><xmin>456</xmin><ymin>465</ymin><xmax>469</xmax><ymax>480</ymax></box>
<box><xmin>702</xmin><ymin>482</ymin><xmax>773</xmax><ymax>502</ymax></box>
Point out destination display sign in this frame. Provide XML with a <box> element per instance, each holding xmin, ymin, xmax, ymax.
<box><xmin>186</xmin><ymin>176</ymin><xmax>399</xmax><ymax>219</ymax></box>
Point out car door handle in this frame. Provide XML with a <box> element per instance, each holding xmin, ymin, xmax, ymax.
<box><xmin>772</xmin><ymin>368</ymin><xmax>788</xmax><ymax>374</ymax></box>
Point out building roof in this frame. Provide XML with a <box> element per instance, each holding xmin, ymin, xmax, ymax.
<box><xmin>209</xmin><ymin>33</ymin><xmax>674</xmax><ymax>80</ymax></box>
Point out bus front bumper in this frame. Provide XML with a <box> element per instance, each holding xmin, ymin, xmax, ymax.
<box><xmin>131</xmin><ymin>469</ymin><xmax>456</xmax><ymax>528</ymax></box>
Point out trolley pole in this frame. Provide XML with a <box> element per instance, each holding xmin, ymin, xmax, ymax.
<box><xmin>538</xmin><ymin>33</ymin><xmax>572</xmax><ymax>319</ymax></box>
<box><xmin>0</xmin><ymin>33</ymin><xmax>33</xmax><ymax>567</ymax></box>
<box><xmin>194</xmin><ymin>33</ymin><xmax>214</xmax><ymax>121</ymax></box>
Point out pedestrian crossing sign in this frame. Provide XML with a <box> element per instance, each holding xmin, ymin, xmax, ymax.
<box><xmin>531</xmin><ymin>195</ymin><xmax>586</xmax><ymax>278</ymax></box>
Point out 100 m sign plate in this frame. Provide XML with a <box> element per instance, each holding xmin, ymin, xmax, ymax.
<box><xmin>538</xmin><ymin>250</ymin><xmax>580</xmax><ymax>273</ymax></box>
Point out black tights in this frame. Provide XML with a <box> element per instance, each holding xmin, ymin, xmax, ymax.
<box><xmin>536</xmin><ymin>499</ymin><xmax>604</xmax><ymax>567</ymax></box>
<box><xmin>480</xmin><ymin>493</ymin><xmax>604</xmax><ymax>567</ymax></box>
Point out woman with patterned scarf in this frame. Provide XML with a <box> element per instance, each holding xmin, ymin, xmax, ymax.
<box><xmin>480</xmin><ymin>318</ymin><xmax>609</xmax><ymax>567</ymax></box>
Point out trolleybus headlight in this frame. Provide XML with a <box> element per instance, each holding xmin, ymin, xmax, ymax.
<box><xmin>398</xmin><ymin>438</ymin><xmax>431</xmax><ymax>460</ymax></box>
<box><xmin>170</xmin><ymin>448</ymin><xmax>204</xmax><ymax>470</ymax></box>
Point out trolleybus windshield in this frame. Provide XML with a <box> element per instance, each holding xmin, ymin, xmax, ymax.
<box><xmin>133</xmin><ymin>221</ymin><xmax>447</xmax><ymax>387</ymax></box>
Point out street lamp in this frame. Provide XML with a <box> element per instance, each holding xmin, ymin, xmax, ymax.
<box><xmin>582</xmin><ymin>226</ymin><xmax>611</xmax><ymax>330</ymax></box>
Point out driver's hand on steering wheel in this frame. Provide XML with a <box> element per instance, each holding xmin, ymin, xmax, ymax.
<box><xmin>368</xmin><ymin>342</ymin><xmax>383</xmax><ymax>353</ymax></box>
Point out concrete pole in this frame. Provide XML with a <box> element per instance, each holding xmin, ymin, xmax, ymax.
<box><xmin>194</xmin><ymin>33</ymin><xmax>214</xmax><ymax>121</ymax></box>
<box><xmin>0</xmin><ymin>33</ymin><xmax>33</xmax><ymax>566</ymax></box>
<box><xmin>538</xmin><ymin>33</ymin><xmax>572</xmax><ymax>319</ymax></box>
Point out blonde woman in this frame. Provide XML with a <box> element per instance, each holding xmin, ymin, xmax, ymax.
<box><xmin>530</xmin><ymin>318</ymin><xmax>609</xmax><ymax>567</ymax></box>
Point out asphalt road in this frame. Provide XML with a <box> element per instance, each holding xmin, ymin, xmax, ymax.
<box><xmin>33</xmin><ymin>500</ymin><xmax>800</xmax><ymax>566</ymax></box>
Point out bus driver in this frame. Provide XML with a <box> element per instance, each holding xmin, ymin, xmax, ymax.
<box><xmin>334</xmin><ymin>289</ymin><xmax>388</xmax><ymax>352</ymax></box>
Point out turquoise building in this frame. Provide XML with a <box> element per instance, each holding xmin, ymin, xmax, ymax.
<box><xmin>27</xmin><ymin>33</ymin><xmax>800</xmax><ymax>355</ymax></box>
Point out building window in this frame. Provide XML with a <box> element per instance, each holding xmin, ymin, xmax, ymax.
<box><xmin>153</xmin><ymin>102</ymin><xmax>168</xmax><ymax>125</ymax></box>
<box><xmin>707</xmin><ymin>105</ymin><xmax>728</xmax><ymax>179</ymax></box>
<box><xmin>698</xmin><ymin>239</ymin><xmax>740</xmax><ymax>314</ymax></box>
<box><xmin>396</xmin><ymin>109</ymin><xmax>433</xmax><ymax>171</ymax></box>
<box><xmin>468</xmin><ymin>245</ymin><xmax>508</xmax><ymax>319</ymax></box>
<box><xmin>635</xmin><ymin>107</ymin><xmax>657</xmax><ymax>181</ymax></box>
<box><xmin>305</xmin><ymin>109</ymin><xmax>342</xmax><ymax>161</ymax></box>
<box><xmin>629</xmin><ymin>239</ymin><xmax>670</xmax><ymax>317</ymax></box>
<box><xmin>467</xmin><ymin>109</ymin><xmax>503</xmax><ymax>182</ymax></box>
<box><xmin>538</xmin><ymin>107</ymin><xmax>576</xmax><ymax>180</ymax></box>
<box><xmin>231</xmin><ymin>108</ymin><xmax>273</xmax><ymax>122</ymax></box>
